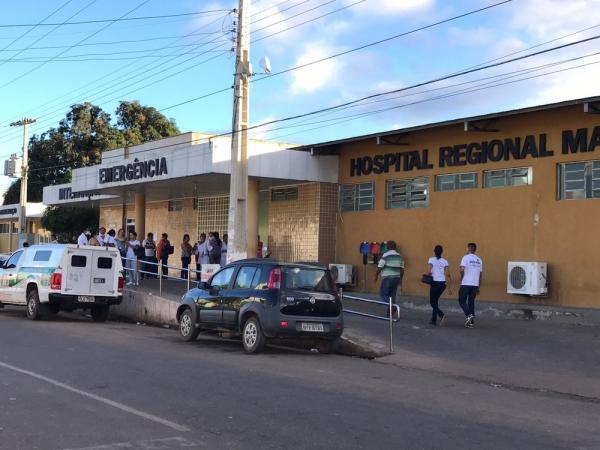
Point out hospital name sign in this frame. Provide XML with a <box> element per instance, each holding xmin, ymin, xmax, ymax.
<box><xmin>350</xmin><ymin>126</ymin><xmax>600</xmax><ymax>176</ymax></box>
<box><xmin>99</xmin><ymin>157</ymin><xmax>168</xmax><ymax>184</ymax></box>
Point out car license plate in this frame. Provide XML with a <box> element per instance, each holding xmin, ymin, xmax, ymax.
<box><xmin>78</xmin><ymin>296</ymin><xmax>95</xmax><ymax>303</ymax></box>
<box><xmin>301</xmin><ymin>322</ymin><xmax>324</xmax><ymax>332</ymax></box>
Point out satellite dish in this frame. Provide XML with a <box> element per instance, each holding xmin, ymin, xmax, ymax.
<box><xmin>259</xmin><ymin>56</ymin><xmax>272</xmax><ymax>74</ymax></box>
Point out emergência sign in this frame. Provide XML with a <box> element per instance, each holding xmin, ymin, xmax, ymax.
<box><xmin>98</xmin><ymin>157</ymin><xmax>168</xmax><ymax>184</ymax></box>
<box><xmin>350</xmin><ymin>126</ymin><xmax>600</xmax><ymax>176</ymax></box>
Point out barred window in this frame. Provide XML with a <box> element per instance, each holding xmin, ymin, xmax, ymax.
<box><xmin>483</xmin><ymin>167</ymin><xmax>532</xmax><ymax>188</ymax></box>
<box><xmin>0</xmin><ymin>223</ymin><xmax>9</xmax><ymax>234</ymax></box>
<box><xmin>340</xmin><ymin>182</ymin><xmax>374</xmax><ymax>212</ymax></box>
<box><xmin>436</xmin><ymin>172</ymin><xmax>477</xmax><ymax>192</ymax></box>
<box><xmin>559</xmin><ymin>160</ymin><xmax>600</xmax><ymax>200</ymax></box>
<box><xmin>168</xmin><ymin>199</ymin><xmax>183</xmax><ymax>212</ymax></box>
<box><xmin>271</xmin><ymin>187</ymin><xmax>298</xmax><ymax>201</ymax></box>
<box><xmin>386</xmin><ymin>177</ymin><xmax>429</xmax><ymax>209</ymax></box>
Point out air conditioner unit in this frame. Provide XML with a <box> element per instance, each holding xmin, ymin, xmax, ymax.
<box><xmin>507</xmin><ymin>262</ymin><xmax>548</xmax><ymax>295</ymax></box>
<box><xmin>329</xmin><ymin>264</ymin><xmax>353</xmax><ymax>285</ymax></box>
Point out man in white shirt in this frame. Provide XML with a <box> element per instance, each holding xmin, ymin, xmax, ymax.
<box><xmin>77</xmin><ymin>229</ymin><xmax>90</xmax><ymax>246</ymax></box>
<box><xmin>458</xmin><ymin>242</ymin><xmax>483</xmax><ymax>328</ymax></box>
<box><xmin>96</xmin><ymin>227</ymin><xmax>107</xmax><ymax>246</ymax></box>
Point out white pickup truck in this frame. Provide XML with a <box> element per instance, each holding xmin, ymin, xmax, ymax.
<box><xmin>0</xmin><ymin>244</ymin><xmax>124</xmax><ymax>322</ymax></box>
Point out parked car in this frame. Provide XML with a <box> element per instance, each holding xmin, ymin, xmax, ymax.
<box><xmin>176</xmin><ymin>259</ymin><xmax>344</xmax><ymax>353</ymax></box>
<box><xmin>0</xmin><ymin>244</ymin><xmax>124</xmax><ymax>322</ymax></box>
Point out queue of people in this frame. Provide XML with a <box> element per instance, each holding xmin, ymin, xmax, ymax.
<box><xmin>376</xmin><ymin>241</ymin><xmax>483</xmax><ymax>329</ymax></box>
<box><xmin>76</xmin><ymin>227</ymin><xmax>238</xmax><ymax>284</ymax></box>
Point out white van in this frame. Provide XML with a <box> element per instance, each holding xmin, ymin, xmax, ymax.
<box><xmin>0</xmin><ymin>244</ymin><xmax>124</xmax><ymax>322</ymax></box>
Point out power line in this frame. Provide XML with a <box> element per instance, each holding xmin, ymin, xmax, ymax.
<box><xmin>0</xmin><ymin>9</ymin><xmax>232</xmax><ymax>28</ymax></box>
<box><xmin>0</xmin><ymin>0</ymin><xmax>153</xmax><ymax>91</ymax></box>
<box><xmin>0</xmin><ymin>11</ymin><xmax>234</xmax><ymax>134</ymax></box>
<box><xmin>0</xmin><ymin>0</ymin><xmax>97</xmax><ymax>70</ymax></box>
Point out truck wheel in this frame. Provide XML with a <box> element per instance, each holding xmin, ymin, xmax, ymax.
<box><xmin>242</xmin><ymin>317</ymin><xmax>266</xmax><ymax>354</ymax></box>
<box><xmin>91</xmin><ymin>305</ymin><xmax>109</xmax><ymax>323</ymax></box>
<box><xmin>26</xmin><ymin>288</ymin><xmax>42</xmax><ymax>321</ymax></box>
<box><xmin>179</xmin><ymin>309</ymin><xmax>200</xmax><ymax>341</ymax></box>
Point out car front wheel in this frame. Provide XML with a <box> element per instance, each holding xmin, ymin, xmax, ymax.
<box><xmin>242</xmin><ymin>317</ymin><xmax>266</xmax><ymax>354</ymax></box>
<box><xmin>179</xmin><ymin>309</ymin><xmax>200</xmax><ymax>341</ymax></box>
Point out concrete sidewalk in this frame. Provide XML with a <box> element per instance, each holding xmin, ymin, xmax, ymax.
<box><xmin>342</xmin><ymin>295</ymin><xmax>600</xmax><ymax>401</ymax></box>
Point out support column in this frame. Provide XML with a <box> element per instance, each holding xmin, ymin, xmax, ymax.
<box><xmin>246</xmin><ymin>179</ymin><xmax>259</xmax><ymax>258</ymax></box>
<box><xmin>134</xmin><ymin>192</ymin><xmax>146</xmax><ymax>238</ymax></box>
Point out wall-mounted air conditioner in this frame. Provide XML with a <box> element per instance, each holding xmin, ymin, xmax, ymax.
<box><xmin>329</xmin><ymin>264</ymin><xmax>353</xmax><ymax>285</ymax></box>
<box><xmin>507</xmin><ymin>262</ymin><xmax>548</xmax><ymax>296</ymax></box>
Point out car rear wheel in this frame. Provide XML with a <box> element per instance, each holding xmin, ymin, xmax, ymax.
<box><xmin>91</xmin><ymin>305</ymin><xmax>109</xmax><ymax>323</ymax></box>
<box><xmin>179</xmin><ymin>309</ymin><xmax>200</xmax><ymax>341</ymax></box>
<box><xmin>242</xmin><ymin>317</ymin><xmax>266</xmax><ymax>354</ymax></box>
<box><xmin>26</xmin><ymin>288</ymin><xmax>42</xmax><ymax>321</ymax></box>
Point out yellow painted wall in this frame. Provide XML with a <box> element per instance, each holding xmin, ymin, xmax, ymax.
<box><xmin>336</xmin><ymin>104</ymin><xmax>600</xmax><ymax>308</ymax></box>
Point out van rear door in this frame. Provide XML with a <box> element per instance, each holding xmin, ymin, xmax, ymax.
<box><xmin>90</xmin><ymin>251</ymin><xmax>118</xmax><ymax>296</ymax></box>
<box><xmin>65</xmin><ymin>249</ymin><xmax>93</xmax><ymax>295</ymax></box>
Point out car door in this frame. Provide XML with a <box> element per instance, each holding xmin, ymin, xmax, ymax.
<box><xmin>1</xmin><ymin>250</ymin><xmax>25</xmax><ymax>304</ymax></box>
<box><xmin>198</xmin><ymin>266</ymin><xmax>235</xmax><ymax>324</ymax></box>
<box><xmin>223</xmin><ymin>265</ymin><xmax>261</xmax><ymax>326</ymax></box>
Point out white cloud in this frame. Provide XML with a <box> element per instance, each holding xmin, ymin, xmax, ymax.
<box><xmin>289</xmin><ymin>44</ymin><xmax>341</xmax><ymax>94</ymax></box>
<box><xmin>347</xmin><ymin>0</ymin><xmax>435</xmax><ymax>16</ymax></box>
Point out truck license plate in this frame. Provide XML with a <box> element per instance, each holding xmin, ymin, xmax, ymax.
<box><xmin>78</xmin><ymin>296</ymin><xmax>95</xmax><ymax>303</ymax></box>
<box><xmin>301</xmin><ymin>322</ymin><xmax>324</xmax><ymax>332</ymax></box>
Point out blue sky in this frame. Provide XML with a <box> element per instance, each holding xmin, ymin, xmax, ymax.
<box><xmin>1</xmin><ymin>0</ymin><xmax>600</xmax><ymax>195</ymax></box>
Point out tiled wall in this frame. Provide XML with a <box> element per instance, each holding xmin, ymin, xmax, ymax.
<box><xmin>268</xmin><ymin>183</ymin><xmax>338</xmax><ymax>264</ymax></box>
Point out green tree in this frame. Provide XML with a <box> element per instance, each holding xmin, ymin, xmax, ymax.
<box><xmin>116</xmin><ymin>100</ymin><xmax>180</xmax><ymax>146</ymax></box>
<box><xmin>41</xmin><ymin>206</ymin><xmax>99</xmax><ymax>242</ymax></box>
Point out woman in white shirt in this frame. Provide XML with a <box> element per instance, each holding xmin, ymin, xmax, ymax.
<box><xmin>427</xmin><ymin>245</ymin><xmax>452</xmax><ymax>326</ymax></box>
<box><xmin>126</xmin><ymin>231</ymin><xmax>141</xmax><ymax>286</ymax></box>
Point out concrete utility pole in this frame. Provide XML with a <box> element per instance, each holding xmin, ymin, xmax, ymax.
<box><xmin>227</xmin><ymin>0</ymin><xmax>251</xmax><ymax>263</ymax></box>
<box><xmin>10</xmin><ymin>118</ymin><xmax>36</xmax><ymax>243</ymax></box>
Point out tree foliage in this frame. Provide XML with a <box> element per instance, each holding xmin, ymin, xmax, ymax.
<box><xmin>3</xmin><ymin>101</ymin><xmax>180</xmax><ymax>205</ymax></box>
<box><xmin>41</xmin><ymin>206</ymin><xmax>99</xmax><ymax>241</ymax></box>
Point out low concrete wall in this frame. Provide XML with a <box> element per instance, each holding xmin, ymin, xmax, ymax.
<box><xmin>112</xmin><ymin>289</ymin><xmax>179</xmax><ymax>326</ymax></box>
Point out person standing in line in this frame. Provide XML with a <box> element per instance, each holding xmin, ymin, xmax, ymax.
<box><xmin>207</xmin><ymin>232</ymin><xmax>222</xmax><ymax>265</ymax></box>
<box><xmin>194</xmin><ymin>233</ymin><xmax>209</xmax><ymax>281</ymax></box>
<box><xmin>126</xmin><ymin>231</ymin><xmax>141</xmax><ymax>286</ymax></box>
<box><xmin>96</xmin><ymin>227</ymin><xmax>107</xmax><ymax>246</ymax></box>
<box><xmin>427</xmin><ymin>245</ymin><xmax>452</xmax><ymax>326</ymax></box>
<box><xmin>77</xmin><ymin>228</ymin><xmax>90</xmax><ymax>246</ymax></box>
<box><xmin>181</xmin><ymin>234</ymin><xmax>193</xmax><ymax>280</ymax></box>
<box><xmin>115</xmin><ymin>229</ymin><xmax>128</xmax><ymax>279</ymax></box>
<box><xmin>374</xmin><ymin>240</ymin><xmax>404</xmax><ymax>315</ymax></box>
<box><xmin>220</xmin><ymin>234</ymin><xmax>228</xmax><ymax>267</ymax></box>
<box><xmin>105</xmin><ymin>229</ymin><xmax>116</xmax><ymax>247</ymax></box>
<box><xmin>142</xmin><ymin>232</ymin><xmax>157</xmax><ymax>279</ymax></box>
<box><xmin>458</xmin><ymin>242</ymin><xmax>483</xmax><ymax>329</ymax></box>
<box><xmin>156</xmin><ymin>233</ymin><xmax>171</xmax><ymax>277</ymax></box>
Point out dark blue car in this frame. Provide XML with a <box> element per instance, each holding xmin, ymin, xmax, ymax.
<box><xmin>176</xmin><ymin>259</ymin><xmax>344</xmax><ymax>353</ymax></box>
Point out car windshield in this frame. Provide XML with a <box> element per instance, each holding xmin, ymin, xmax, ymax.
<box><xmin>282</xmin><ymin>267</ymin><xmax>332</xmax><ymax>292</ymax></box>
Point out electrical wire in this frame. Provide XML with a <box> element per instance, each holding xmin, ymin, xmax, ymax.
<box><xmin>0</xmin><ymin>9</ymin><xmax>232</xmax><ymax>28</ymax></box>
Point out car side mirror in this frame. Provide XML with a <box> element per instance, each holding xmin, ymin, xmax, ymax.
<box><xmin>198</xmin><ymin>281</ymin><xmax>210</xmax><ymax>290</ymax></box>
<box><xmin>209</xmin><ymin>286</ymin><xmax>220</xmax><ymax>296</ymax></box>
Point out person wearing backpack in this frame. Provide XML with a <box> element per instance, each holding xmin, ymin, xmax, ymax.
<box><xmin>157</xmin><ymin>233</ymin><xmax>172</xmax><ymax>277</ymax></box>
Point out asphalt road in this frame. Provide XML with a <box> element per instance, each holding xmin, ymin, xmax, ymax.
<box><xmin>0</xmin><ymin>306</ymin><xmax>598</xmax><ymax>450</ymax></box>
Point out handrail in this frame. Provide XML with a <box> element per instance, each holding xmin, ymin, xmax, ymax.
<box><xmin>339</xmin><ymin>288</ymin><xmax>399</xmax><ymax>354</ymax></box>
<box><xmin>121</xmin><ymin>255</ymin><xmax>208</xmax><ymax>295</ymax></box>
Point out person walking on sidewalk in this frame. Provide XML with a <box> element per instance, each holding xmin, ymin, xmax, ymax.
<box><xmin>374</xmin><ymin>240</ymin><xmax>404</xmax><ymax>315</ymax></box>
<box><xmin>427</xmin><ymin>245</ymin><xmax>452</xmax><ymax>326</ymax></box>
<box><xmin>458</xmin><ymin>242</ymin><xmax>483</xmax><ymax>328</ymax></box>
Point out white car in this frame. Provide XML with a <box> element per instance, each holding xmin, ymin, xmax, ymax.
<box><xmin>0</xmin><ymin>244</ymin><xmax>124</xmax><ymax>322</ymax></box>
